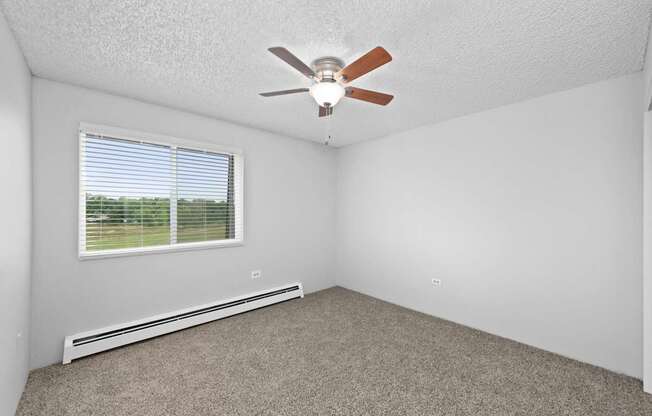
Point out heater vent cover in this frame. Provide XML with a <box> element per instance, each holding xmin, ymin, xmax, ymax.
<box><xmin>63</xmin><ymin>282</ymin><xmax>303</xmax><ymax>364</ymax></box>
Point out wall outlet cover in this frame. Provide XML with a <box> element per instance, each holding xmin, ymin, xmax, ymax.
<box><xmin>251</xmin><ymin>270</ymin><xmax>262</xmax><ymax>279</ymax></box>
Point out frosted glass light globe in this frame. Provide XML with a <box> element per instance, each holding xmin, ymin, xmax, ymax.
<box><xmin>310</xmin><ymin>81</ymin><xmax>345</xmax><ymax>107</ymax></box>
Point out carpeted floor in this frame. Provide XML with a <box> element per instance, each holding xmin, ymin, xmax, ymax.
<box><xmin>16</xmin><ymin>287</ymin><xmax>652</xmax><ymax>415</ymax></box>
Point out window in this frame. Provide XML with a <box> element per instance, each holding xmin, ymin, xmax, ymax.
<box><xmin>79</xmin><ymin>123</ymin><xmax>243</xmax><ymax>258</ymax></box>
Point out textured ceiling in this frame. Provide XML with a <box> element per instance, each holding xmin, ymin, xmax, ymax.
<box><xmin>2</xmin><ymin>1</ymin><xmax>651</xmax><ymax>146</ymax></box>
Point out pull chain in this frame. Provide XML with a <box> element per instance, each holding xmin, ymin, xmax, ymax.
<box><xmin>324</xmin><ymin>111</ymin><xmax>333</xmax><ymax>146</ymax></box>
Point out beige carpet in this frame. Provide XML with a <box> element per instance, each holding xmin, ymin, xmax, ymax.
<box><xmin>16</xmin><ymin>287</ymin><xmax>652</xmax><ymax>415</ymax></box>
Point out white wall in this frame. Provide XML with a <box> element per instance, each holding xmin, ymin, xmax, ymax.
<box><xmin>0</xmin><ymin>10</ymin><xmax>31</xmax><ymax>416</ymax></box>
<box><xmin>31</xmin><ymin>78</ymin><xmax>336</xmax><ymax>369</ymax></box>
<box><xmin>644</xmin><ymin>111</ymin><xmax>652</xmax><ymax>392</ymax></box>
<box><xmin>645</xmin><ymin>27</ymin><xmax>652</xmax><ymax>111</ymax></box>
<box><xmin>643</xmin><ymin>27</ymin><xmax>652</xmax><ymax>393</ymax></box>
<box><xmin>24</xmin><ymin>55</ymin><xmax>648</xmax><ymax>383</ymax></box>
<box><xmin>336</xmin><ymin>73</ymin><xmax>644</xmax><ymax>378</ymax></box>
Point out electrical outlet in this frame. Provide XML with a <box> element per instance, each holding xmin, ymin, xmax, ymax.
<box><xmin>251</xmin><ymin>270</ymin><xmax>262</xmax><ymax>279</ymax></box>
<box><xmin>431</xmin><ymin>278</ymin><xmax>442</xmax><ymax>287</ymax></box>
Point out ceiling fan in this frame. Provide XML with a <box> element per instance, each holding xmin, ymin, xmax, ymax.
<box><xmin>259</xmin><ymin>46</ymin><xmax>394</xmax><ymax>117</ymax></box>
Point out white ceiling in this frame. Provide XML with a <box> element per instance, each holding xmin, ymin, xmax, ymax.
<box><xmin>2</xmin><ymin>1</ymin><xmax>651</xmax><ymax>146</ymax></box>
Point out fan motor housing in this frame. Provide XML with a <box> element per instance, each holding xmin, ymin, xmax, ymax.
<box><xmin>311</xmin><ymin>57</ymin><xmax>345</xmax><ymax>81</ymax></box>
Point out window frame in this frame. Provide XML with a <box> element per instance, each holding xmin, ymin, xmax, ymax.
<box><xmin>78</xmin><ymin>122</ymin><xmax>244</xmax><ymax>260</ymax></box>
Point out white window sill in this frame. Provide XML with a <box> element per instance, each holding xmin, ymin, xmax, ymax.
<box><xmin>79</xmin><ymin>239</ymin><xmax>243</xmax><ymax>260</ymax></box>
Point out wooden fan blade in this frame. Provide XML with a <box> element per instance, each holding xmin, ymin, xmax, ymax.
<box><xmin>345</xmin><ymin>87</ymin><xmax>394</xmax><ymax>105</ymax></box>
<box><xmin>319</xmin><ymin>105</ymin><xmax>333</xmax><ymax>117</ymax></box>
<box><xmin>268</xmin><ymin>47</ymin><xmax>315</xmax><ymax>79</ymax></box>
<box><xmin>337</xmin><ymin>47</ymin><xmax>392</xmax><ymax>83</ymax></box>
<box><xmin>259</xmin><ymin>88</ymin><xmax>309</xmax><ymax>97</ymax></box>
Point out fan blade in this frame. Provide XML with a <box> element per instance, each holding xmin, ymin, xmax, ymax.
<box><xmin>319</xmin><ymin>105</ymin><xmax>333</xmax><ymax>117</ymax></box>
<box><xmin>259</xmin><ymin>88</ymin><xmax>309</xmax><ymax>97</ymax></box>
<box><xmin>345</xmin><ymin>87</ymin><xmax>394</xmax><ymax>105</ymax></box>
<box><xmin>337</xmin><ymin>47</ymin><xmax>392</xmax><ymax>83</ymax></box>
<box><xmin>268</xmin><ymin>47</ymin><xmax>315</xmax><ymax>79</ymax></box>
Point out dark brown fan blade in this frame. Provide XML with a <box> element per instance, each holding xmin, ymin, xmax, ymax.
<box><xmin>337</xmin><ymin>47</ymin><xmax>392</xmax><ymax>83</ymax></box>
<box><xmin>259</xmin><ymin>88</ymin><xmax>309</xmax><ymax>97</ymax></box>
<box><xmin>345</xmin><ymin>87</ymin><xmax>394</xmax><ymax>105</ymax></box>
<box><xmin>268</xmin><ymin>47</ymin><xmax>315</xmax><ymax>79</ymax></box>
<box><xmin>319</xmin><ymin>105</ymin><xmax>333</xmax><ymax>117</ymax></box>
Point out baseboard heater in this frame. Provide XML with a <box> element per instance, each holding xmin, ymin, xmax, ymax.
<box><xmin>63</xmin><ymin>282</ymin><xmax>303</xmax><ymax>364</ymax></box>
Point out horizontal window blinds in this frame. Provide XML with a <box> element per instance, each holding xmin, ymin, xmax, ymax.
<box><xmin>79</xmin><ymin>127</ymin><xmax>243</xmax><ymax>257</ymax></box>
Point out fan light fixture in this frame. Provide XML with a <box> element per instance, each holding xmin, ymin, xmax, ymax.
<box><xmin>309</xmin><ymin>80</ymin><xmax>345</xmax><ymax>108</ymax></box>
<box><xmin>260</xmin><ymin>46</ymin><xmax>394</xmax><ymax>118</ymax></box>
